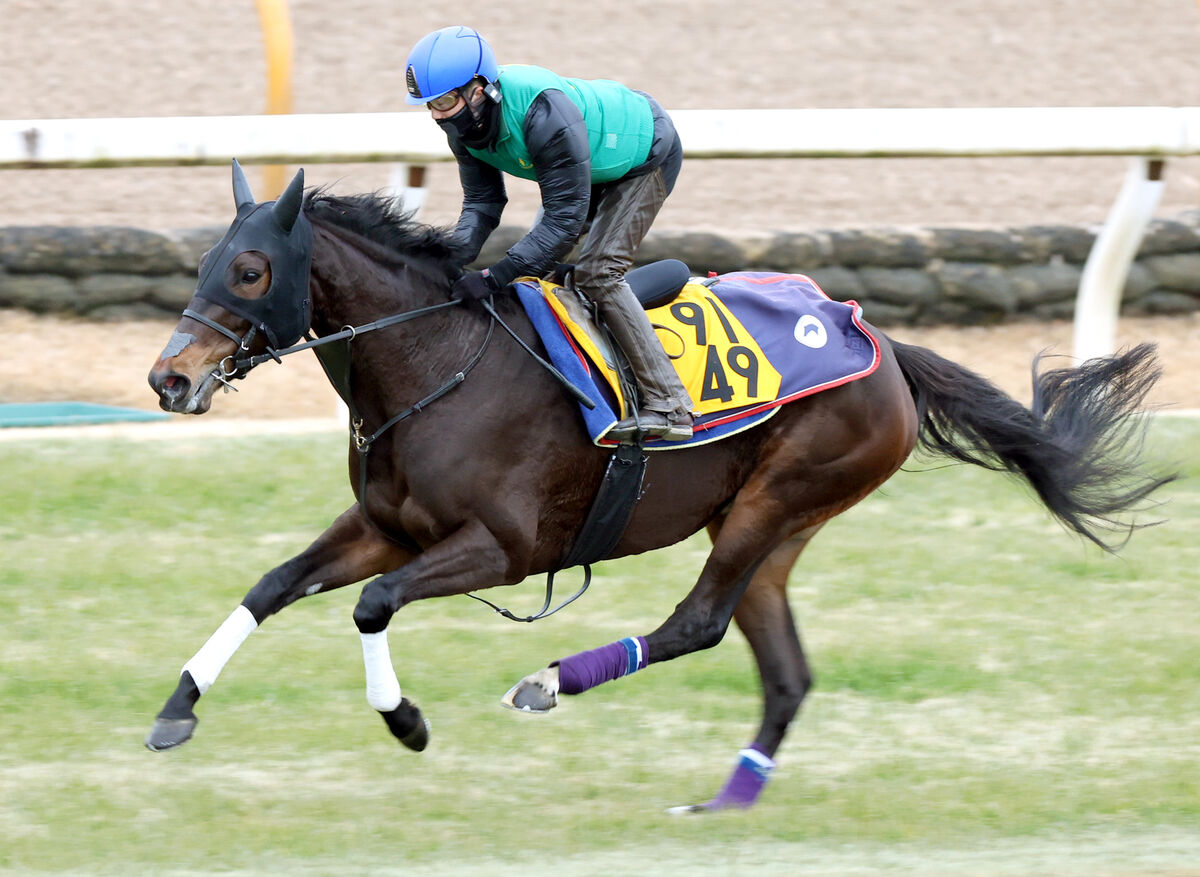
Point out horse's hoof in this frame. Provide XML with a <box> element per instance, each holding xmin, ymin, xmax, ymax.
<box><xmin>380</xmin><ymin>698</ymin><xmax>430</xmax><ymax>751</ymax></box>
<box><xmin>500</xmin><ymin>666</ymin><xmax>559</xmax><ymax>713</ymax></box>
<box><xmin>145</xmin><ymin>715</ymin><xmax>197</xmax><ymax>751</ymax></box>
<box><xmin>666</xmin><ymin>803</ymin><xmax>711</xmax><ymax>815</ymax></box>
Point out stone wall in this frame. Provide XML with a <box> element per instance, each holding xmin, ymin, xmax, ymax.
<box><xmin>2</xmin><ymin>214</ymin><xmax>1199</xmax><ymax>325</ymax></box>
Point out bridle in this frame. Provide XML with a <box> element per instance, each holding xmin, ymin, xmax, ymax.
<box><xmin>182</xmin><ymin>297</ymin><xmax>469</xmax><ymax>389</ymax></box>
<box><xmin>179</xmin><ymin>307</ymin><xmax>271</xmax><ymax>392</ymax></box>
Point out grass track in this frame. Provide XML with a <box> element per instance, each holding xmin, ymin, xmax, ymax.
<box><xmin>1</xmin><ymin>418</ymin><xmax>1197</xmax><ymax>875</ymax></box>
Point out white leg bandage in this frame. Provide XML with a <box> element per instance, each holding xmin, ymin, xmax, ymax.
<box><xmin>181</xmin><ymin>605</ymin><xmax>258</xmax><ymax>695</ymax></box>
<box><xmin>361</xmin><ymin>631</ymin><xmax>402</xmax><ymax>712</ymax></box>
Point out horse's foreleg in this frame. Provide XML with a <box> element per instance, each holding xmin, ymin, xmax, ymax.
<box><xmin>351</xmin><ymin>520</ymin><xmax>519</xmax><ymax>748</ymax></box>
<box><xmin>358</xmin><ymin>624</ymin><xmax>430</xmax><ymax>752</ymax></box>
<box><xmin>145</xmin><ymin>504</ymin><xmax>408</xmax><ymax>751</ymax></box>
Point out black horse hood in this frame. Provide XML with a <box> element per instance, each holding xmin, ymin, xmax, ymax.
<box><xmin>193</xmin><ymin>161</ymin><xmax>313</xmax><ymax>351</ymax></box>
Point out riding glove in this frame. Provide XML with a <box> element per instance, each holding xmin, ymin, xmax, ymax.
<box><xmin>452</xmin><ymin>269</ymin><xmax>500</xmax><ymax>301</ymax></box>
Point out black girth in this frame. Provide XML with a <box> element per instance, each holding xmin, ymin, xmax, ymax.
<box><xmin>465</xmin><ymin>437</ymin><xmax>647</xmax><ymax>622</ymax></box>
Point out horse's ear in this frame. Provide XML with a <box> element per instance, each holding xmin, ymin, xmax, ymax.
<box><xmin>272</xmin><ymin>168</ymin><xmax>305</xmax><ymax>234</ymax></box>
<box><xmin>231</xmin><ymin>158</ymin><xmax>255</xmax><ymax>210</ymax></box>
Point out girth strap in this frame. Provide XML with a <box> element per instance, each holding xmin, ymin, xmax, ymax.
<box><xmin>466</xmin><ymin>438</ymin><xmax>647</xmax><ymax>623</ymax></box>
<box><xmin>560</xmin><ymin>441</ymin><xmax>647</xmax><ymax>569</ymax></box>
<box><xmin>300</xmin><ymin>291</ymin><xmax>646</xmax><ymax>626</ymax></box>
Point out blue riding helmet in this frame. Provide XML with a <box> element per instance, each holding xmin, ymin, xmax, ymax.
<box><xmin>405</xmin><ymin>26</ymin><xmax>499</xmax><ymax>106</ymax></box>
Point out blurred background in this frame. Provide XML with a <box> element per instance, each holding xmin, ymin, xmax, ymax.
<box><xmin>4</xmin><ymin>0</ymin><xmax>1200</xmax><ymax>233</ymax></box>
<box><xmin>3</xmin><ymin>7</ymin><xmax>1199</xmax><ymax>874</ymax></box>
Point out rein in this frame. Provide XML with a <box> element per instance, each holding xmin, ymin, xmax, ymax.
<box><xmin>182</xmin><ymin>298</ymin><xmax>464</xmax><ymax>392</ymax></box>
<box><xmin>245</xmin><ymin>299</ymin><xmax>464</xmax><ymax>373</ymax></box>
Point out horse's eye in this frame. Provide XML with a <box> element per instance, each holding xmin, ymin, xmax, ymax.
<box><xmin>241</xmin><ymin>270</ymin><xmax>262</xmax><ymax>284</ymax></box>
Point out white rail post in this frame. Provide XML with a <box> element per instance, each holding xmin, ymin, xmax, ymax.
<box><xmin>1072</xmin><ymin>157</ymin><xmax>1166</xmax><ymax>363</ymax></box>
<box><xmin>387</xmin><ymin>163</ymin><xmax>429</xmax><ymax>216</ymax></box>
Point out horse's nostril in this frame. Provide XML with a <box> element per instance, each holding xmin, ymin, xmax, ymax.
<box><xmin>168</xmin><ymin>376</ymin><xmax>191</xmax><ymax>398</ymax></box>
<box><xmin>151</xmin><ymin>371</ymin><xmax>192</xmax><ymax>408</ymax></box>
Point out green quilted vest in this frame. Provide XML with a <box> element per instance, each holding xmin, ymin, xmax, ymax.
<box><xmin>467</xmin><ymin>64</ymin><xmax>655</xmax><ymax>183</ymax></box>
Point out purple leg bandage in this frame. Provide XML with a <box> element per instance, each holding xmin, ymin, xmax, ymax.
<box><xmin>705</xmin><ymin>743</ymin><xmax>775</xmax><ymax>810</ymax></box>
<box><xmin>555</xmin><ymin>636</ymin><xmax>649</xmax><ymax>695</ymax></box>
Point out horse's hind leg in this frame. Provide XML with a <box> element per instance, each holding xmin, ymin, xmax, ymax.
<box><xmin>670</xmin><ymin>523</ymin><xmax>818</xmax><ymax>812</ymax></box>
<box><xmin>503</xmin><ymin>447</ymin><xmax>849</xmax><ymax>716</ymax></box>
<box><xmin>502</xmin><ymin>521</ymin><xmax>819</xmax><ymax>810</ymax></box>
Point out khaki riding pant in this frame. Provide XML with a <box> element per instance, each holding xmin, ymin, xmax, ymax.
<box><xmin>573</xmin><ymin>168</ymin><xmax>694</xmax><ymax>418</ymax></box>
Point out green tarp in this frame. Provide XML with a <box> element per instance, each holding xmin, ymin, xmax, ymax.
<box><xmin>0</xmin><ymin>402</ymin><xmax>169</xmax><ymax>428</ymax></box>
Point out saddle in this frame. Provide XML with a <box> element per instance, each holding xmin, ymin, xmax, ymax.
<box><xmin>513</xmin><ymin>265</ymin><xmax>883</xmax><ymax>449</ymax></box>
<box><xmin>550</xmin><ymin>259</ymin><xmax>691</xmax><ymax>309</ymax></box>
<box><xmin>543</xmin><ymin>259</ymin><xmax>691</xmax><ymax>423</ymax></box>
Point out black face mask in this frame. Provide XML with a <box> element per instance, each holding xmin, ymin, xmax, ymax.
<box><xmin>438</xmin><ymin>98</ymin><xmax>500</xmax><ymax>149</ymax></box>
<box><xmin>192</xmin><ymin>160</ymin><xmax>313</xmax><ymax>352</ymax></box>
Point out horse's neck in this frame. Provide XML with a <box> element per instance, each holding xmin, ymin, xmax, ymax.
<box><xmin>306</xmin><ymin>225</ymin><xmax>486</xmax><ymax>399</ymax></box>
<box><xmin>308</xmin><ymin>227</ymin><xmax>436</xmax><ymax>330</ymax></box>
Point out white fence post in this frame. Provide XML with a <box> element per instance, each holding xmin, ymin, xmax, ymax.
<box><xmin>386</xmin><ymin>163</ymin><xmax>429</xmax><ymax>216</ymax></box>
<box><xmin>1073</xmin><ymin>157</ymin><xmax>1166</xmax><ymax>363</ymax></box>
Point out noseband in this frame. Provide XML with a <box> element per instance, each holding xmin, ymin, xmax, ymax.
<box><xmin>179</xmin><ymin>307</ymin><xmax>273</xmax><ymax>390</ymax></box>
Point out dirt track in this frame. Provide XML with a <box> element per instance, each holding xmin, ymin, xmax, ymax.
<box><xmin>4</xmin><ymin>1</ymin><xmax>1200</xmax><ymax>232</ymax></box>
<box><xmin>4</xmin><ymin>2</ymin><xmax>1200</xmax><ymax>420</ymax></box>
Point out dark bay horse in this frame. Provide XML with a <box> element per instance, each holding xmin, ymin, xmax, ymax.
<box><xmin>145</xmin><ymin>162</ymin><xmax>1171</xmax><ymax>811</ymax></box>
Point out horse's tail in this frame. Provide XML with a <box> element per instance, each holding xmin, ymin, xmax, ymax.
<box><xmin>888</xmin><ymin>338</ymin><xmax>1175</xmax><ymax>551</ymax></box>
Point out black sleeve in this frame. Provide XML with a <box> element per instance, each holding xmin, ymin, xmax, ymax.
<box><xmin>487</xmin><ymin>89</ymin><xmax>591</xmax><ymax>286</ymax></box>
<box><xmin>448</xmin><ymin>137</ymin><xmax>507</xmax><ymax>265</ymax></box>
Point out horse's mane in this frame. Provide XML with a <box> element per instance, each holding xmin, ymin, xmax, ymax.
<box><xmin>302</xmin><ymin>187</ymin><xmax>462</xmax><ymax>278</ymax></box>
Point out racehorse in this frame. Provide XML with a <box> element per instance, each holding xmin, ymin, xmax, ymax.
<box><xmin>145</xmin><ymin>162</ymin><xmax>1172</xmax><ymax>811</ymax></box>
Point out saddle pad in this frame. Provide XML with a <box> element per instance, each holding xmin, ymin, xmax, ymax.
<box><xmin>513</xmin><ymin>271</ymin><xmax>881</xmax><ymax>450</ymax></box>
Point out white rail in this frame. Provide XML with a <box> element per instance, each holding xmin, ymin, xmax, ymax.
<box><xmin>5</xmin><ymin>106</ymin><xmax>1199</xmax><ymax>361</ymax></box>
<box><xmin>3</xmin><ymin>107</ymin><xmax>1200</xmax><ymax>167</ymax></box>
<box><xmin>676</xmin><ymin>106</ymin><xmax>1200</xmax><ymax>159</ymax></box>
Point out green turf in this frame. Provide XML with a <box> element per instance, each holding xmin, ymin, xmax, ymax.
<box><xmin>0</xmin><ymin>418</ymin><xmax>1196</xmax><ymax>875</ymax></box>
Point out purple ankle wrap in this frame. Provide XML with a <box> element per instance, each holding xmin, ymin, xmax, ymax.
<box><xmin>556</xmin><ymin>636</ymin><xmax>648</xmax><ymax>695</ymax></box>
<box><xmin>706</xmin><ymin>743</ymin><xmax>774</xmax><ymax>810</ymax></box>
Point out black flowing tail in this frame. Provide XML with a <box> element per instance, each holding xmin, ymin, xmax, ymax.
<box><xmin>889</xmin><ymin>339</ymin><xmax>1176</xmax><ymax>551</ymax></box>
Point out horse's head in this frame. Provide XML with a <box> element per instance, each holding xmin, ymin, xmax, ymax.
<box><xmin>148</xmin><ymin>160</ymin><xmax>313</xmax><ymax>414</ymax></box>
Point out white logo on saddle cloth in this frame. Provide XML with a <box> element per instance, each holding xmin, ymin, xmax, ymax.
<box><xmin>793</xmin><ymin>315</ymin><xmax>828</xmax><ymax>349</ymax></box>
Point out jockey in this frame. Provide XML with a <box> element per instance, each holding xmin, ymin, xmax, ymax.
<box><xmin>404</xmin><ymin>25</ymin><xmax>695</xmax><ymax>441</ymax></box>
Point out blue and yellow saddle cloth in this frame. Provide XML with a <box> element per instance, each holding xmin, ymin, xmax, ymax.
<box><xmin>514</xmin><ymin>271</ymin><xmax>882</xmax><ymax>450</ymax></box>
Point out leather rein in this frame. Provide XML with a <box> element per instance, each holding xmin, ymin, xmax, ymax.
<box><xmin>182</xmin><ymin>298</ymin><xmax>466</xmax><ymax>386</ymax></box>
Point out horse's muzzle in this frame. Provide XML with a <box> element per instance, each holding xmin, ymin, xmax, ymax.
<box><xmin>148</xmin><ymin>369</ymin><xmax>199</xmax><ymax>413</ymax></box>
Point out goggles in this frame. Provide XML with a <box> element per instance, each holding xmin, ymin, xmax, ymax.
<box><xmin>426</xmin><ymin>90</ymin><xmax>462</xmax><ymax>112</ymax></box>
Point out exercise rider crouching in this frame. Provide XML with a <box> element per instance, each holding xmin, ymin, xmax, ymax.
<box><xmin>404</xmin><ymin>25</ymin><xmax>695</xmax><ymax>441</ymax></box>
